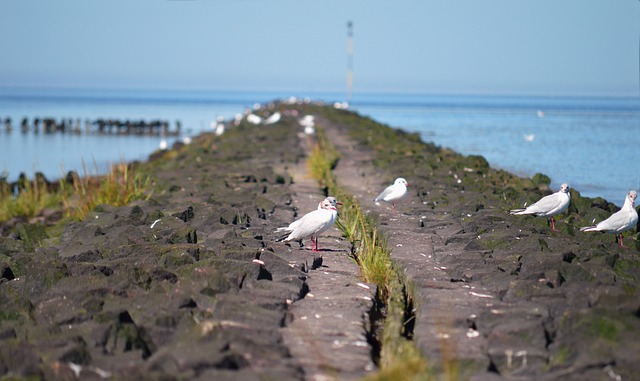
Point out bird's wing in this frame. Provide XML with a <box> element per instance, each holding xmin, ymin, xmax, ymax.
<box><xmin>374</xmin><ymin>185</ymin><xmax>394</xmax><ymax>202</ymax></box>
<box><xmin>520</xmin><ymin>193</ymin><xmax>563</xmax><ymax>216</ymax></box>
<box><xmin>275</xmin><ymin>217</ymin><xmax>303</xmax><ymax>233</ymax></box>
<box><xmin>591</xmin><ymin>210</ymin><xmax>630</xmax><ymax>233</ymax></box>
<box><xmin>286</xmin><ymin>210</ymin><xmax>331</xmax><ymax>240</ymax></box>
<box><xmin>314</xmin><ymin>211</ymin><xmax>337</xmax><ymax>236</ymax></box>
<box><xmin>385</xmin><ymin>185</ymin><xmax>407</xmax><ymax>201</ymax></box>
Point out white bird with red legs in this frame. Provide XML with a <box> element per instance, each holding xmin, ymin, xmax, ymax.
<box><xmin>374</xmin><ymin>177</ymin><xmax>409</xmax><ymax>209</ymax></box>
<box><xmin>510</xmin><ymin>183</ymin><xmax>571</xmax><ymax>231</ymax></box>
<box><xmin>580</xmin><ymin>190</ymin><xmax>638</xmax><ymax>248</ymax></box>
<box><xmin>276</xmin><ymin>196</ymin><xmax>341</xmax><ymax>252</ymax></box>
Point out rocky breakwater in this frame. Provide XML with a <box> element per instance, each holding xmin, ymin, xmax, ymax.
<box><xmin>0</xmin><ymin>109</ymin><xmax>374</xmax><ymax>380</ymax></box>
<box><xmin>316</xmin><ymin>106</ymin><xmax>640</xmax><ymax>381</ymax></box>
<box><xmin>2</xmin><ymin>100</ymin><xmax>639</xmax><ymax>381</ymax></box>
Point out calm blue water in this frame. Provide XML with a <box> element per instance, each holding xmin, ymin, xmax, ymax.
<box><xmin>1</xmin><ymin>88</ymin><xmax>639</xmax><ymax>206</ymax></box>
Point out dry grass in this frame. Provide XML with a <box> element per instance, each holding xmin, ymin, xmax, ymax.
<box><xmin>60</xmin><ymin>162</ymin><xmax>152</xmax><ymax>220</ymax></box>
<box><xmin>0</xmin><ymin>175</ymin><xmax>62</xmax><ymax>222</ymax></box>
<box><xmin>0</xmin><ymin>163</ymin><xmax>152</xmax><ymax>224</ymax></box>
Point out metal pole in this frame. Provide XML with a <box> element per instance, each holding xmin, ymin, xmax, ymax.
<box><xmin>347</xmin><ymin>21</ymin><xmax>353</xmax><ymax>103</ymax></box>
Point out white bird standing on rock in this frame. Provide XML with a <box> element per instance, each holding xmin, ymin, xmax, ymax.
<box><xmin>374</xmin><ymin>178</ymin><xmax>409</xmax><ymax>208</ymax></box>
<box><xmin>580</xmin><ymin>190</ymin><xmax>638</xmax><ymax>248</ymax></box>
<box><xmin>510</xmin><ymin>183</ymin><xmax>571</xmax><ymax>231</ymax></box>
<box><xmin>276</xmin><ymin>197</ymin><xmax>341</xmax><ymax>252</ymax></box>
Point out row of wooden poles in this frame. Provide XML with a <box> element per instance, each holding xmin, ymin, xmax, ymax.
<box><xmin>2</xmin><ymin>116</ymin><xmax>182</xmax><ymax>136</ymax></box>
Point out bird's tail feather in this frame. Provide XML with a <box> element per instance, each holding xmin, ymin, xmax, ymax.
<box><xmin>509</xmin><ymin>208</ymin><xmax>527</xmax><ymax>215</ymax></box>
<box><xmin>275</xmin><ymin>227</ymin><xmax>293</xmax><ymax>242</ymax></box>
<box><xmin>275</xmin><ymin>233</ymin><xmax>291</xmax><ymax>242</ymax></box>
<box><xmin>580</xmin><ymin>226</ymin><xmax>598</xmax><ymax>232</ymax></box>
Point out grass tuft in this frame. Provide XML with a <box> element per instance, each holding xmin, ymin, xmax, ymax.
<box><xmin>60</xmin><ymin>163</ymin><xmax>153</xmax><ymax>221</ymax></box>
<box><xmin>0</xmin><ymin>163</ymin><xmax>153</xmax><ymax>225</ymax></box>
<box><xmin>0</xmin><ymin>175</ymin><xmax>62</xmax><ymax>222</ymax></box>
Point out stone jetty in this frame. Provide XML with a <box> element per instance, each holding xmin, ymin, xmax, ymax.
<box><xmin>0</xmin><ymin>102</ymin><xmax>638</xmax><ymax>381</ymax></box>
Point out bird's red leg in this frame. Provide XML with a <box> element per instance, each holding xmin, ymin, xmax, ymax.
<box><xmin>550</xmin><ymin>217</ymin><xmax>558</xmax><ymax>231</ymax></box>
<box><xmin>310</xmin><ymin>237</ymin><xmax>317</xmax><ymax>251</ymax></box>
<box><xmin>619</xmin><ymin>234</ymin><xmax>628</xmax><ymax>248</ymax></box>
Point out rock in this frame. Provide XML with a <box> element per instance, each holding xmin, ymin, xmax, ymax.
<box><xmin>16</xmin><ymin>223</ymin><xmax>48</xmax><ymax>251</ymax></box>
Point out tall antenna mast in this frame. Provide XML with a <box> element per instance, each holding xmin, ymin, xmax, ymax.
<box><xmin>347</xmin><ymin>21</ymin><xmax>354</xmax><ymax>103</ymax></box>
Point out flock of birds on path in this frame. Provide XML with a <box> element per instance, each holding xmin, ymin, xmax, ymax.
<box><xmin>275</xmin><ymin>177</ymin><xmax>639</xmax><ymax>251</ymax></box>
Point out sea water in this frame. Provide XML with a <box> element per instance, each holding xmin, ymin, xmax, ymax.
<box><xmin>354</xmin><ymin>94</ymin><xmax>640</xmax><ymax>206</ymax></box>
<box><xmin>1</xmin><ymin>88</ymin><xmax>638</xmax><ymax>206</ymax></box>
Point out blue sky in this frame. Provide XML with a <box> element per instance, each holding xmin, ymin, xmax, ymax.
<box><xmin>1</xmin><ymin>0</ymin><xmax>638</xmax><ymax>96</ymax></box>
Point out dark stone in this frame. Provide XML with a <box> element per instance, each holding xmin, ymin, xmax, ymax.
<box><xmin>129</xmin><ymin>205</ymin><xmax>145</xmax><ymax>221</ymax></box>
<box><xmin>16</xmin><ymin>223</ymin><xmax>48</xmax><ymax>251</ymax></box>
<box><xmin>257</xmin><ymin>266</ymin><xmax>273</xmax><ymax>281</ymax></box>
<box><xmin>562</xmin><ymin>252</ymin><xmax>577</xmax><ymax>263</ymax></box>
<box><xmin>172</xmin><ymin>206</ymin><xmax>194</xmax><ymax>222</ymax></box>
<box><xmin>311</xmin><ymin>256</ymin><xmax>323</xmax><ymax>270</ymax></box>
<box><xmin>0</xmin><ymin>264</ymin><xmax>14</xmax><ymax>281</ymax></box>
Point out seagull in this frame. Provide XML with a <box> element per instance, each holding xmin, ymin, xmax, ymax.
<box><xmin>374</xmin><ymin>178</ymin><xmax>409</xmax><ymax>208</ymax></box>
<box><xmin>299</xmin><ymin>115</ymin><xmax>316</xmax><ymax>135</ymax></box>
<box><xmin>510</xmin><ymin>183</ymin><xmax>570</xmax><ymax>231</ymax></box>
<box><xmin>214</xmin><ymin>123</ymin><xmax>225</xmax><ymax>136</ymax></box>
<box><xmin>303</xmin><ymin>125</ymin><xmax>315</xmax><ymax>135</ymax></box>
<box><xmin>580</xmin><ymin>190</ymin><xmax>638</xmax><ymax>248</ymax></box>
<box><xmin>276</xmin><ymin>197</ymin><xmax>341</xmax><ymax>252</ymax></box>
<box><xmin>263</xmin><ymin>112</ymin><xmax>281</xmax><ymax>125</ymax></box>
<box><xmin>246</xmin><ymin>114</ymin><xmax>262</xmax><ymax>125</ymax></box>
<box><xmin>299</xmin><ymin>115</ymin><xmax>315</xmax><ymax>128</ymax></box>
